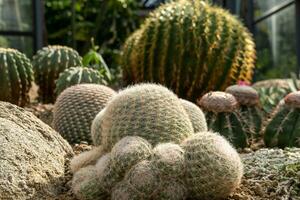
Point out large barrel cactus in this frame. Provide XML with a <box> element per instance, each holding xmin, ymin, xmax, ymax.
<box><xmin>55</xmin><ymin>66</ymin><xmax>107</xmax><ymax>95</ymax></box>
<box><xmin>198</xmin><ymin>91</ymin><xmax>248</xmax><ymax>148</ymax></box>
<box><xmin>0</xmin><ymin>48</ymin><xmax>33</xmax><ymax>106</ymax></box>
<box><xmin>264</xmin><ymin>91</ymin><xmax>300</xmax><ymax>148</ymax></box>
<box><xmin>53</xmin><ymin>84</ymin><xmax>116</xmax><ymax>144</ymax></box>
<box><xmin>32</xmin><ymin>45</ymin><xmax>82</xmax><ymax>103</ymax></box>
<box><xmin>122</xmin><ymin>0</ymin><xmax>256</xmax><ymax>101</ymax></box>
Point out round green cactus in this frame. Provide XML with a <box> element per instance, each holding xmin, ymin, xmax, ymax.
<box><xmin>181</xmin><ymin>131</ymin><xmax>243</xmax><ymax>199</ymax></box>
<box><xmin>180</xmin><ymin>99</ymin><xmax>207</xmax><ymax>133</ymax></box>
<box><xmin>100</xmin><ymin>83</ymin><xmax>194</xmax><ymax>152</ymax></box>
<box><xmin>55</xmin><ymin>66</ymin><xmax>107</xmax><ymax>95</ymax></box>
<box><xmin>264</xmin><ymin>91</ymin><xmax>300</xmax><ymax>148</ymax></box>
<box><xmin>111</xmin><ymin>181</ymin><xmax>141</xmax><ymax>200</ymax></box>
<box><xmin>151</xmin><ymin>143</ymin><xmax>185</xmax><ymax>178</ymax></box>
<box><xmin>91</xmin><ymin>108</ymin><xmax>106</xmax><ymax>146</ymax></box>
<box><xmin>0</xmin><ymin>48</ymin><xmax>33</xmax><ymax>106</ymax></box>
<box><xmin>32</xmin><ymin>45</ymin><xmax>82</xmax><ymax>103</ymax></box>
<box><xmin>198</xmin><ymin>91</ymin><xmax>248</xmax><ymax>148</ymax></box>
<box><xmin>53</xmin><ymin>84</ymin><xmax>116</xmax><ymax>144</ymax></box>
<box><xmin>226</xmin><ymin>84</ymin><xmax>263</xmax><ymax>140</ymax></box>
<box><xmin>122</xmin><ymin>0</ymin><xmax>256</xmax><ymax>101</ymax></box>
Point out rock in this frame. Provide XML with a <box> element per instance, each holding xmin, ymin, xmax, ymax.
<box><xmin>0</xmin><ymin>101</ymin><xmax>73</xmax><ymax>200</ymax></box>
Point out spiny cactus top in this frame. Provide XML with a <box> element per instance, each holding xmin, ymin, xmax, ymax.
<box><xmin>32</xmin><ymin>45</ymin><xmax>82</xmax><ymax>103</ymax></box>
<box><xmin>264</xmin><ymin>91</ymin><xmax>300</xmax><ymax>148</ymax></box>
<box><xmin>225</xmin><ymin>84</ymin><xmax>259</xmax><ymax>106</ymax></box>
<box><xmin>181</xmin><ymin>131</ymin><xmax>243</xmax><ymax>199</ymax></box>
<box><xmin>100</xmin><ymin>83</ymin><xmax>194</xmax><ymax>152</ymax></box>
<box><xmin>55</xmin><ymin>66</ymin><xmax>107</xmax><ymax>95</ymax></box>
<box><xmin>53</xmin><ymin>84</ymin><xmax>116</xmax><ymax>144</ymax></box>
<box><xmin>0</xmin><ymin>48</ymin><xmax>33</xmax><ymax>106</ymax></box>
<box><xmin>122</xmin><ymin>0</ymin><xmax>256</xmax><ymax>102</ymax></box>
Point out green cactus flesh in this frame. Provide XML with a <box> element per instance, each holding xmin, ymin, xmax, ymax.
<box><xmin>32</xmin><ymin>45</ymin><xmax>82</xmax><ymax>103</ymax></box>
<box><xmin>100</xmin><ymin>83</ymin><xmax>194</xmax><ymax>152</ymax></box>
<box><xmin>0</xmin><ymin>48</ymin><xmax>33</xmax><ymax>106</ymax></box>
<box><xmin>53</xmin><ymin>84</ymin><xmax>116</xmax><ymax>144</ymax></box>
<box><xmin>181</xmin><ymin>131</ymin><xmax>243</xmax><ymax>200</ymax></box>
<box><xmin>199</xmin><ymin>92</ymin><xmax>248</xmax><ymax>148</ymax></box>
<box><xmin>264</xmin><ymin>91</ymin><xmax>300</xmax><ymax>148</ymax></box>
<box><xmin>91</xmin><ymin>108</ymin><xmax>106</xmax><ymax>146</ymax></box>
<box><xmin>55</xmin><ymin>66</ymin><xmax>107</xmax><ymax>95</ymax></box>
<box><xmin>122</xmin><ymin>0</ymin><xmax>256</xmax><ymax>101</ymax></box>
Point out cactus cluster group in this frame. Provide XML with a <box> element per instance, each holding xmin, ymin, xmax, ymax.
<box><xmin>70</xmin><ymin>83</ymin><xmax>243</xmax><ymax>200</ymax></box>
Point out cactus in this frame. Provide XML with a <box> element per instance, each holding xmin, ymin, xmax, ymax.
<box><xmin>198</xmin><ymin>91</ymin><xmax>248</xmax><ymax>148</ymax></box>
<box><xmin>181</xmin><ymin>131</ymin><xmax>243</xmax><ymax>199</ymax></box>
<box><xmin>0</xmin><ymin>48</ymin><xmax>33</xmax><ymax>106</ymax></box>
<box><xmin>151</xmin><ymin>143</ymin><xmax>185</xmax><ymax>178</ymax></box>
<box><xmin>180</xmin><ymin>99</ymin><xmax>207</xmax><ymax>132</ymax></box>
<box><xmin>226</xmin><ymin>84</ymin><xmax>263</xmax><ymax>140</ymax></box>
<box><xmin>264</xmin><ymin>91</ymin><xmax>300</xmax><ymax>148</ymax></box>
<box><xmin>100</xmin><ymin>83</ymin><xmax>194</xmax><ymax>151</ymax></box>
<box><xmin>53</xmin><ymin>84</ymin><xmax>116</xmax><ymax>144</ymax></box>
<box><xmin>122</xmin><ymin>0</ymin><xmax>256</xmax><ymax>102</ymax></box>
<box><xmin>153</xmin><ymin>180</ymin><xmax>187</xmax><ymax>200</ymax></box>
<box><xmin>111</xmin><ymin>181</ymin><xmax>141</xmax><ymax>200</ymax></box>
<box><xmin>91</xmin><ymin>108</ymin><xmax>106</xmax><ymax>146</ymax></box>
<box><xmin>55</xmin><ymin>66</ymin><xmax>107</xmax><ymax>95</ymax></box>
<box><xmin>32</xmin><ymin>45</ymin><xmax>82</xmax><ymax>103</ymax></box>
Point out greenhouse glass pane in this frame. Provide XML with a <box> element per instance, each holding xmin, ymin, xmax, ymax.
<box><xmin>255</xmin><ymin>4</ymin><xmax>296</xmax><ymax>80</ymax></box>
<box><xmin>254</xmin><ymin>0</ymin><xmax>291</xmax><ymax>19</ymax></box>
<box><xmin>0</xmin><ymin>35</ymin><xmax>33</xmax><ymax>56</ymax></box>
<box><xmin>0</xmin><ymin>0</ymin><xmax>33</xmax><ymax>31</ymax></box>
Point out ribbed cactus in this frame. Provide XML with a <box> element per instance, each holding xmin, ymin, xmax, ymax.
<box><xmin>55</xmin><ymin>66</ymin><xmax>107</xmax><ymax>95</ymax></box>
<box><xmin>181</xmin><ymin>131</ymin><xmax>243</xmax><ymax>199</ymax></box>
<box><xmin>122</xmin><ymin>0</ymin><xmax>256</xmax><ymax>101</ymax></box>
<box><xmin>198</xmin><ymin>91</ymin><xmax>248</xmax><ymax>148</ymax></box>
<box><xmin>264</xmin><ymin>91</ymin><xmax>300</xmax><ymax>148</ymax></box>
<box><xmin>0</xmin><ymin>48</ymin><xmax>33</xmax><ymax>106</ymax></box>
<box><xmin>53</xmin><ymin>84</ymin><xmax>116</xmax><ymax>144</ymax></box>
<box><xmin>32</xmin><ymin>45</ymin><xmax>82</xmax><ymax>103</ymax></box>
<box><xmin>180</xmin><ymin>99</ymin><xmax>207</xmax><ymax>133</ymax></box>
<box><xmin>226</xmin><ymin>84</ymin><xmax>263</xmax><ymax>140</ymax></box>
<box><xmin>100</xmin><ymin>83</ymin><xmax>194</xmax><ymax>152</ymax></box>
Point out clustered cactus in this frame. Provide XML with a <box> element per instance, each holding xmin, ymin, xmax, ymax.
<box><xmin>53</xmin><ymin>84</ymin><xmax>116</xmax><ymax>144</ymax></box>
<box><xmin>0</xmin><ymin>48</ymin><xmax>33</xmax><ymax>106</ymax></box>
<box><xmin>71</xmin><ymin>83</ymin><xmax>242</xmax><ymax>200</ymax></box>
<box><xmin>32</xmin><ymin>45</ymin><xmax>82</xmax><ymax>103</ymax></box>
<box><xmin>198</xmin><ymin>91</ymin><xmax>248</xmax><ymax>148</ymax></box>
<box><xmin>225</xmin><ymin>84</ymin><xmax>263</xmax><ymax>140</ymax></box>
<box><xmin>264</xmin><ymin>91</ymin><xmax>300</xmax><ymax>148</ymax></box>
<box><xmin>122</xmin><ymin>0</ymin><xmax>256</xmax><ymax>101</ymax></box>
<box><xmin>55</xmin><ymin>66</ymin><xmax>107</xmax><ymax>95</ymax></box>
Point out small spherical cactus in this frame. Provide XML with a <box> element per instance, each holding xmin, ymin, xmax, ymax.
<box><xmin>181</xmin><ymin>131</ymin><xmax>243</xmax><ymax>199</ymax></box>
<box><xmin>91</xmin><ymin>108</ymin><xmax>106</xmax><ymax>146</ymax></box>
<box><xmin>151</xmin><ymin>143</ymin><xmax>185</xmax><ymax>178</ymax></box>
<box><xmin>180</xmin><ymin>99</ymin><xmax>207</xmax><ymax>133</ymax></box>
<box><xmin>111</xmin><ymin>181</ymin><xmax>142</xmax><ymax>200</ymax></box>
<box><xmin>226</xmin><ymin>84</ymin><xmax>263</xmax><ymax>140</ymax></box>
<box><xmin>0</xmin><ymin>48</ymin><xmax>33</xmax><ymax>106</ymax></box>
<box><xmin>100</xmin><ymin>83</ymin><xmax>194</xmax><ymax>151</ymax></box>
<box><xmin>32</xmin><ymin>45</ymin><xmax>82</xmax><ymax>103</ymax></box>
<box><xmin>198</xmin><ymin>91</ymin><xmax>248</xmax><ymax>148</ymax></box>
<box><xmin>264</xmin><ymin>91</ymin><xmax>300</xmax><ymax>148</ymax></box>
<box><xmin>153</xmin><ymin>180</ymin><xmax>187</xmax><ymax>200</ymax></box>
<box><xmin>55</xmin><ymin>66</ymin><xmax>107</xmax><ymax>95</ymax></box>
<box><xmin>53</xmin><ymin>84</ymin><xmax>116</xmax><ymax>144</ymax></box>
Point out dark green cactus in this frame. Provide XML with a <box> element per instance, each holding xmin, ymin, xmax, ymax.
<box><xmin>198</xmin><ymin>91</ymin><xmax>248</xmax><ymax>148</ymax></box>
<box><xmin>264</xmin><ymin>91</ymin><xmax>300</xmax><ymax>148</ymax></box>
<box><xmin>55</xmin><ymin>66</ymin><xmax>107</xmax><ymax>95</ymax></box>
<box><xmin>32</xmin><ymin>45</ymin><xmax>82</xmax><ymax>103</ymax></box>
<box><xmin>0</xmin><ymin>48</ymin><xmax>33</xmax><ymax>106</ymax></box>
<box><xmin>225</xmin><ymin>84</ymin><xmax>263</xmax><ymax>141</ymax></box>
<box><xmin>122</xmin><ymin>0</ymin><xmax>256</xmax><ymax>102</ymax></box>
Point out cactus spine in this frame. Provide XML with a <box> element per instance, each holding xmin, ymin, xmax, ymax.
<box><xmin>32</xmin><ymin>45</ymin><xmax>82</xmax><ymax>103</ymax></box>
<box><xmin>198</xmin><ymin>91</ymin><xmax>248</xmax><ymax>148</ymax></box>
<box><xmin>0</xmin><ymin>48</ymin><xmax>33</xmax><ymax>106</ymax></box>
<box><xmin>264</xmin><ymin>91</ymin><xmax>300</xmax><ymax>148</ymax></box>
<box><xmin>122</xmin><ymin>0</ymin><xmax>256</xmax><ymax>101</ymax></box>
<box><xmin>55</xmin><ymin>66</ymin><xmax>107</xmax><ymax>95</ymax></box>
<box><xmin>226</xmin><ymin>84</ymin><xmax>263</xmax><ymax>140</ymax></box>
